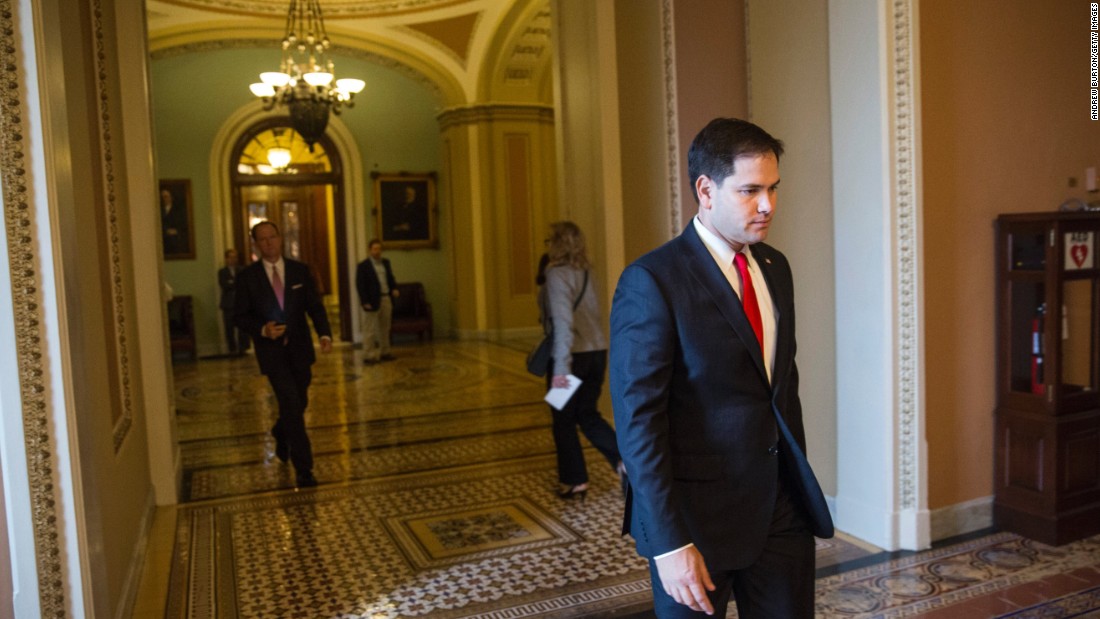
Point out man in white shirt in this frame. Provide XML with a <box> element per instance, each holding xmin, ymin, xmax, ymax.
<box><xmin>355</xmin><ymin>239</ymin><xmax>400</xmax><ymax>364</ymax></box>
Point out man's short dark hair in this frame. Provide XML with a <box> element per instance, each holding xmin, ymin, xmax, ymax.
<box><xmin>368</xmin><ymin>238</ymin><xmax>382</xmax><ymax>249</ymax></box>
<box><xmin>250</xmin><ymin>220</ymin><xmax>279</xmax><ymax>240</ymax></box>
<box><xmin>688</xmin><ymin>118</ymin><xmax>784</xmax><ymax>203</ymax></box>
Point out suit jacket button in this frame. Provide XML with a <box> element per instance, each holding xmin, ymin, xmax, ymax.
<box><xmin>767</xmin><ymin>445</ymin><xmax>779</xmax><ymax>456</ymax></box>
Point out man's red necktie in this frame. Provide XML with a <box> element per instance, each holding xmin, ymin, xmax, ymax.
<box><xmin>733</xmin><ymin>252</ymin><xmax>764</xmax><ymax>354</ymax></box>
<box><xmin>272</xmin><ymin>265</ymin><xmax>285</xmax><ymax>309</ymax></box>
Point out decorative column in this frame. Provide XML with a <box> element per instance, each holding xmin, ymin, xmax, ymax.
<box><xmin>830</xmin><ymin>0</ymin><xmax>929</xmax><ymax>551</ymax></box>
<box><xmin>438</xmin><ymin>104</ymin><xmax>556</xmax><ymax>339</ymax></box>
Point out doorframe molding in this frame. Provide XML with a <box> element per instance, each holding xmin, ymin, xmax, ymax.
<box><xmin>209</xmin><ymin>101</ymin><xmax>367</xmax><ymax>344</ymax></box>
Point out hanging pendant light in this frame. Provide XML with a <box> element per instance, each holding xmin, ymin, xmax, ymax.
<box><xmin>248</xmin><ymin>0</ymin><xmax>365</xmax><ymax>151</ymax></box>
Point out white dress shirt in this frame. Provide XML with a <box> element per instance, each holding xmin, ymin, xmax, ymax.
<box><xmin>692</xmin><ymin>216</ymin><xmax>777</xmax><ymax>383</ymax></box>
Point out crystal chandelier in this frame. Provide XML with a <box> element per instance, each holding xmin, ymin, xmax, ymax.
<box><xmin>249</xmin><ymin>0</ymin><xmax>365</xmax><ymax>151</ymax></box>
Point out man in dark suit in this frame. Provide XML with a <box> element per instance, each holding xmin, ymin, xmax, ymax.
<box><xmin>234</xmin><ymin>221</ymin><xmax>332</xmax><ymax>487</ymax></box>
<box><xmin>356</xmin><ymin>239</ymin><xmax>399</xmax><ymax>364</ymax></box>
<box><xmin>610</xmin><ymin>118</ymin><xmax>833</xmax><ymax>618</ymax></box>
<box><xmin>161</xmin><ymin>188</ymin><xmax>191</xmax><ymax>257</ymax></box>
<box><xmin>218</xmin><ymin>248</ymin><xmax>249</xmax><ymax>355</ymax></box>
<box><xmin>383</xmin><ymin>184</ymin><xmax>429</xmax><ymax>241</ymax></box>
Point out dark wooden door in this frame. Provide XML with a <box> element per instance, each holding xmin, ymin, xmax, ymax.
<box><xmin>239</xmin><ymin>185</ymin><xmax>331</xmax><ymax>292</ymax></box>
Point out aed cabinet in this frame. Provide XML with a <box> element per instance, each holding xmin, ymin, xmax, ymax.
<box><xmin>993</xmin><ymin>211</ymin><xmax>1100</xmax><ymax>545</ymax></box>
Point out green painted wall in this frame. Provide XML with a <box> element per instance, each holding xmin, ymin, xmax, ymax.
<box><xmin>152</xmin><ymin>47</ymin><xmax>449</xmax><ymax>355</ymax></box>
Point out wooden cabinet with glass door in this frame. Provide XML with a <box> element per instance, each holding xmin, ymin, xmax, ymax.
<box><xmin>993</xmin><ymin>211</ymin><xmax>1100</xmax><ymax>545</ymax></box>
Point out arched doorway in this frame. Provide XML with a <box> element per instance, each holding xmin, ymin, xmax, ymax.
<box><xmin>229</xmin><ymin>118</ymin><xmax>353</xmax><ymax>341</ymax></box>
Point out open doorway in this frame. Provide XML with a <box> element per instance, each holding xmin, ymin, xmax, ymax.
<box><xmin>230</xmin><ymin>120</ymin><xmax>352</xmax><ymax>341</ymax></box>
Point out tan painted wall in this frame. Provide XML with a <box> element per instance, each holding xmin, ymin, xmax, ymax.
<box><xmin>614</xmin><ymin>0</ymin><xmax>674</xmax><ymax>262</ymax></box>
<box><xmin>747</xmin><ymin>0</ymin><xmax>837</xmax><ymax>495</ymax></box>
<box><xmin>921</xmin><ymin>0</ymin><xmax>1100</xmax><ymax>509</ymax></box>
<box><xmin>673</xmin><ymin>0</ymin><xmax>749</xmax><ymax>232</ymax></box>
<box><xmin>613</xmin><ymin>0</ymin><xmax>749</xmax><ymax>261</ymax></box>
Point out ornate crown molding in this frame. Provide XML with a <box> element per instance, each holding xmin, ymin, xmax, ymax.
<box><xmin>150</xmin><ymin>39</ymin><xmax>447</xmax><ymax>107</ymax></box>
<box><xmin>0</xmin><ymin>0</ymin><xmax>67</xmax><ymax>615</ymax></box>
<box><xmin>436</xmin><ymin>103</ymin><xmax>552</xmax><ymax>130</ymax></box>
<box><xmin>159</xmin><ymin>0</ymin><xmax>464</xmax><ymax>18</ymax></box>
<box><xmin>891</xmin><ymin>0</ymin><xmax>921</xmax><ymax>512</ymax></box>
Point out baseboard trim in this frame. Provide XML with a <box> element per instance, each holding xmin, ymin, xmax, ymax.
<box><xmin>451</xmin><ymin>327</ymin><xmax>543</xmax><ymax>341</ymax></box>
<box><xmin>114</xmin><ymin>490</ymin><xmax>157</xmax><ymax>619</ymax></box>
<box><xmin>930</xmin><ymin>495</ymin><xmax>993</xmax><ymax>542</ymax></box>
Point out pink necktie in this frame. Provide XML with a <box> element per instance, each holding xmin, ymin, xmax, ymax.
<box><xmin>733</xmin><ymin>252</ymin><xmax>763</xmax><ymax>354</ymax></box>
<box><xmin>271</xmin><ymin>265</ymin><xmax>285</xmax><ymax>309</ymax></box>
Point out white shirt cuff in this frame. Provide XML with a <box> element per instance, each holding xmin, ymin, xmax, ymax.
<box><xmin>654</xmin><ymin>543</ymin><xmax>695</xmax><ymax>560</ymax></box>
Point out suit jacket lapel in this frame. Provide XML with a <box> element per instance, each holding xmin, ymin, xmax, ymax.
<box><xmin>751</xmin><ymin>245</ymin><xmax>793</xmax><ymax>393</ymax></box>
<box><xmin>281</xmin><ymin>261</ymin><xmax>298</xmax><ymax>318</ymax></box>
<box><xmin>680</xmin><ymin>226</ymin><xmax>769</xmax><ymax>384</ymax></box>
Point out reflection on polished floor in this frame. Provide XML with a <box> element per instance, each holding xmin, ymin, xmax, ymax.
<box><xmin>134</xmin><ymin>340</ymin><xmax>1100</xmax><ymax>618</ymax></box>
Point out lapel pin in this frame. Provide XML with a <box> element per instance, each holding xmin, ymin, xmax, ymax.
<box><xmin>765</xmin><ymin>258</ymin><xmax>772</xmax><ymax>264</ymax></box>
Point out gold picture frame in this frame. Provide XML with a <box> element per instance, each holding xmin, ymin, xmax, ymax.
<box><xmin>372</xmin><ymin>172</ymin><xmax>437</xmax><ymax>249</ymax></box>
<box><xmin>159</xmin><ymin>178</ymin><xmax>195</xmax><ymax>260</ymax></box>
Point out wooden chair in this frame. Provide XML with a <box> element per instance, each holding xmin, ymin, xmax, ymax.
<box><xmin>167</xmin><ymin>295</ymin><xmax>197</xmax><ymax>361</ymax></box>
<box><xmin>390</xmin><ymin>282</ymin><xmax>433</xmax><ymax>341</ymax></box>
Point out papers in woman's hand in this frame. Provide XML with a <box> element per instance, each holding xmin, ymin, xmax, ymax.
<box><xmin>544</xmin><ymin>374</ymin><xmax>582</xmax><ymax>410</ymax></box>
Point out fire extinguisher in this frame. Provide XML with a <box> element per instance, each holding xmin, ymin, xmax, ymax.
<box><xmin>1030</xmin><ymin>303</ymin><xmax>1045</xmax><ymax>396</ymax></box>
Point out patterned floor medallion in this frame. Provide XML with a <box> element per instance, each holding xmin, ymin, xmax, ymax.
<box><xmin>385</xmin><ymin>497</ymin><xmax>581</xmax><ymax>569</ymax></box>
<box><xmin>810</xmin><ymin>532</ymin><xmax>1100</xmax><ymax>618</ymax></box>
<box><xmin>157</xmin><ymin>341</ymin><xmax>1100</xmax><ymax>618</ymax></box>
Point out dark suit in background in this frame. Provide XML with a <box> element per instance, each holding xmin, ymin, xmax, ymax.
<box><xmin>218</xmin><ymin>264</ymin><xmax>249</xmax><ymax>354</ymax></box>
<box><xmin>356</xmin><ymin>256</ymin><xmax>397</xmax><ymax>311</ymax></box>
<box><xmin>161</xmin><ymin>189</ymin><xmax>191</xmax><ymax>257</ymax></box>
<box><xmin>234</xmin><ymin>258</ymin><xmax>331</xmax><ymax>481</ymax></box>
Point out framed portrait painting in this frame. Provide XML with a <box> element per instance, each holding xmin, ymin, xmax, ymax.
<box><xmin>159</xmin><ymin>179</ymin><xmax>195</xmax><ymax>260</ymax></box>
<box><xmin>372</xmin><ymin>172</ymin><xmax>437</xmax><ymax>249</ymax></box>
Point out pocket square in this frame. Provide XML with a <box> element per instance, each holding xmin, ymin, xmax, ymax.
<box><xmin>291</xmin><ymin>283</ymin><xmax>304</xmax><ymax>290</ymax></box>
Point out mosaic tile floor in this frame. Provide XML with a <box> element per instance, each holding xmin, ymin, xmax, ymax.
<box><xmin>151</xmin><ymin>340</ymin><xmax>1100</xmax><ymax>618</ymax></box>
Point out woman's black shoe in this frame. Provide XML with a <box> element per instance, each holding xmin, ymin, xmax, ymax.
<box><xmin>557</xmin><ymin>484</ymin><xmax>588</xmax><ymax>501</ymax></box>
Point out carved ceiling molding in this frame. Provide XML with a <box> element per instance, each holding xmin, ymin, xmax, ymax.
<box><xmin>150</xmin><ymin>39</ymin><xmax>447</xmax><ymax>106</ymax></box>
<box><xmin>158</xmin><ymin>0</ymin><xmax>470</xmax><ymax>18</ymax></box>
<box><xmin>0</xmin><ymin>0</ymin><xmax>68</xmax><ymax>616</ymax></box>
<box><xmin>399</xmin><ymin>11</ymin><xmax>483</xmax><ymax>70</ymax></box>
<box><xmin>436</xmin><ymin>103</ymin><xmax>552</xmax><ymax>130</ymax></box>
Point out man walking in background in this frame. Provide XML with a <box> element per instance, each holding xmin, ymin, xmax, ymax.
<box><xmin>356</xmin><ymin>239</ymin><xmax>399</xmax><ymax>364</ymax></box>
<box><xmin>218</xmin><ymin>248</ymin><xmax>249</xmax><ymax>355</ymax></box>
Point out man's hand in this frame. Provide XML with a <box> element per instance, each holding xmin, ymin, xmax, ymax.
<box><xmin>263</xmin><ymin>321</ymin><xmax>287</xmax><ymax>340</ymax></box>
<box><xmin>362</xmin><ymin>303</ymin><xmax>373</xmax><ymax>311</ymax></box>
<box><xmin>391</xmin><ymin>288</ymin><xmax>400</xmax><ymax>298</ymax></box>
<box><xmin>551</xmin><ymin>374</ymin><xmax>571</xmax><ymax>389</ymax></box>
<box><xmin>655</xmin><ymin>545</ymin><xmax>716</xmax><ymax>615</ymax></box>
<box><xmin>320</xmin><ymin>336</ymin><xmax>333</xmax><ymax>354</ymax></box>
